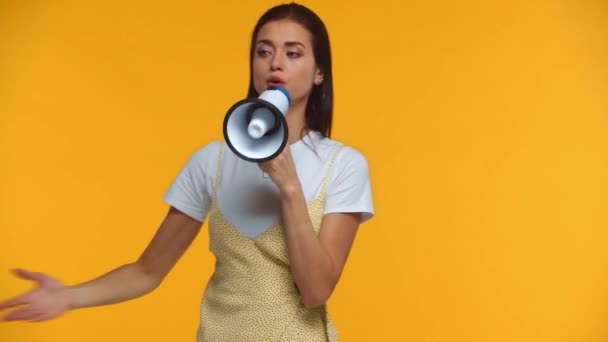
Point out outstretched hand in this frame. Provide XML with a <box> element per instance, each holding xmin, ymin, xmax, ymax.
<box><xmin>0</xmin><ymin>269</ymin><xmax>70</xmax><ymax>322</ymax></box>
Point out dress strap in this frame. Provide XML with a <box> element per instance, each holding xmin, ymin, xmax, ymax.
<box><xmin>213</xmin><ymin>142</ymin><xmax>225</xmax><ymax>197</ymax></box>
<box><xmin>320</xmin><ymin>145</ymin><xmax>345</xmax><ymax>195</ymax></box>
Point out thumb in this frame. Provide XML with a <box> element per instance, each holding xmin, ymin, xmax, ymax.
<box><xmin>12</xmin><ymin>268</ymin><xmax>44</xmax><ymax>283</ymax></box>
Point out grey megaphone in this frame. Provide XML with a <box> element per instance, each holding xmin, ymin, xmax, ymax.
<box><xmin>223</xmin><ymin>86</ymin><xmax>291</xmax><ymax>162</ymax></box>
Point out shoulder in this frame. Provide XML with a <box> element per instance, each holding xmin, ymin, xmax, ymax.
<box><xmin>191</xmin><ymin>140</ymin><xmax>223</xmax><ymax>161</ymax></box>
<box><xmin>183</xmin><ymin>140</ymin><xmax>224</xmax><ymax>175</ymax></box>
<box><xmin>320</xmin><ymin>136</ymin><xmax>375</xmax><ymax>221</ymax></box>
<box><xmin>319</xmin><ymin>136</ymin><xmax>369</xmax><ymax>171</ymax></box>
<box><xmin>337</xmin><ymin>146</ymin><xmax>368</xmax><ymax>168</ymax></box>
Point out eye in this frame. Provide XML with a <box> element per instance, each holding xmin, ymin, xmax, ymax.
<box><xmin>256</xmin><ymin>49</ymin><xmax>272</xmax><ymax>57</ymax></box>
<box><xmin>287</xmin><ymin>51</ymin><xmax>302</xmax><ymax>58</ymax></box>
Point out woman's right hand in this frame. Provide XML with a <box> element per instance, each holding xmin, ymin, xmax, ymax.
<box><xmin>0</xmin><ymin>269</ymin><xmax>71</xmax><ymax>322</ymax></box>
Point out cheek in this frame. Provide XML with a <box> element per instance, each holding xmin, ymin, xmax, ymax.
<box><xmin>293</xmin><ymin>67</ymin><xmax>317</xmax><ymax>92</ymax></box>
<box><xmin>251</xmin><ymin>60</ymin><xmax>262</xmax><ymax>79</ymax></box>
<box><xmin>251</xmin><ymin>61</ymin><xmax>266</xmax><ymax>92</ymax></box>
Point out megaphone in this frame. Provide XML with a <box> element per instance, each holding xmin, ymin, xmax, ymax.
<box><xmin>223</xmin><ymin>86</ymin><xmax>291</xmax><ymax>162</ymax></box>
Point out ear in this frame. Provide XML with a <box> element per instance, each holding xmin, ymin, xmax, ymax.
<box><xmin>314</xmin><ymin>67</ymin><xmax>324</xmax><ymax>86</ymax></box>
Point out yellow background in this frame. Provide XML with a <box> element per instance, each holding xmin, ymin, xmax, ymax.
<box><xmin>1</xmin><ymin>0</ymin><xmax>607</xmax><ymax>341</ymax></box>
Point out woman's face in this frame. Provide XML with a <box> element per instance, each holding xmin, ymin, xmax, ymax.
<box><xmin>252</xmin><ymin>19</ymin><xmax>324</xmax><ymax>107</ymax></box>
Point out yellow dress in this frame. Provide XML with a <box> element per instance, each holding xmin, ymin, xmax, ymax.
<box><xmin>196</xmin><ymin>142</ymin><xmax>343</xmax><ymax>342</ymax></box>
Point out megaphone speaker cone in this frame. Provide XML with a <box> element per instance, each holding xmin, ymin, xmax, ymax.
<box><xmin>223</xmin><ymin>87</ymin><xmax>290</xmax><ymax>163</ymax></box>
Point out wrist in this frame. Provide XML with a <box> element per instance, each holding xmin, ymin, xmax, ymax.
<box><xmin>280</xmin><ymin>181</ymin><xmax>303</xmax><ymax>198</ymax></box>
<box><xmin>59</xmin><ymin>286</ymin><xmax>78</xmax><ymax>310</ymax></box>
<box><xmin>63</xmin><ymin>285</ymin><xmax>80</xmax><ymax>310</ymax></box>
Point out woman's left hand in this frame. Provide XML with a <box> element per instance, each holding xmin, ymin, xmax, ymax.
<box><xmin>258</xmin><ymin>147</ymin><xmax>301</xmax><ymax>194</ymax></box>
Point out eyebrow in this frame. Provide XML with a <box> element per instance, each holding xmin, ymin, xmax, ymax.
<box><xmin>256</xmin><ymin>39</ymin><xmax>306</xmax><ymax>49</ymax></box>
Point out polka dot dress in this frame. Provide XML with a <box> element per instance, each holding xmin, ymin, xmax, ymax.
<box><xmin>196</xmin><ymin>143</ymin><xmax>342</xmax><ymax>342</ymax></box>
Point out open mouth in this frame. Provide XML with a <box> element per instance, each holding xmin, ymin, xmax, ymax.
<box><xmin>267</xmin><ymin>77</ymin><xmax>285</xmax><ymax>87</ymax></box>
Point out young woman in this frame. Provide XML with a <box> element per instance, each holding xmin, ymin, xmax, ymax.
<box><xmin>0</xmin><ymin>3</ymin><xmax>374</xmax><ymax>341</ymax></box>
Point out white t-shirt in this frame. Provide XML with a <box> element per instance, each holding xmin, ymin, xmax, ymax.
<box><xmin>163</xmin><ymin>130</ymin><xmax>374</xmax><ymax>239</ymax></box>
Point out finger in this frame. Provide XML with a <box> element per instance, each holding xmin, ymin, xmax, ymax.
<box><xmin>0</xmin><ymin>294</ymin><xmax>29</xmax><ymax>310</ymax></box>
<box><xmin>13</xmin><ymin>269</ymin><xmax>45</xmax><ymax>283</ymax></box>
<box><xmin>28</xmin><ymin>312</ymin><xmax>50</xmax><ymax>322</ymax></box>
<box><xmin>4</xmin><ymin>307</ymin><xmax>36</xmax><ymax>321</ymax></box>
<box><xmin>258</xmin><ymin>162</ymin><xmax>271</xmax><ymax>172</ymax></box>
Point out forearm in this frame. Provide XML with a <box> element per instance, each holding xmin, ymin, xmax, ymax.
<box><xmin>65</xmin><ymin>262</ymin><xmax>160</xmax><ymax>310</ymax></box>
<box><xmin>280</xmin><ymin>185</ymin><xmax>335</xmax><ymax>307</ymax></box>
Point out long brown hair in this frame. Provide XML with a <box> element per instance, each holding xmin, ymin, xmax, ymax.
<box><xmin>247</xmin><ymin>3</ymin><xmax>334</xmax><ymax>138</ymax></box>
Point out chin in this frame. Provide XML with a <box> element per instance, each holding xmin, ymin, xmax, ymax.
<box><xmin>253</xmin><ymin>85</ymin><xmax>266</xmax><ymax>95</ymax></box>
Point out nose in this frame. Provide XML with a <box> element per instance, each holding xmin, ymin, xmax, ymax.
<box><xmin>270</xmin><ymin>53</ymin><xmax>284</xmax><ymax>71</ymax></box>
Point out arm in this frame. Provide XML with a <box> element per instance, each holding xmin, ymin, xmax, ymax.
<box><xmin>0</xmin><ymin>206</ymin><xmax>202</xmax><ymax>321</ymax></box>
<box><xmin>67</xmin><ymin>206</ymin><xmax>202</xmax><ymax>309</ymax></box>
<box><xmin>259</xmin><ymin>148</ymin><xmax>361</xmax><ymax>308</ymax></box>
<box><xmin>280</xmin><ymin>185</ymin><xmax>360</xmax><ymax>308</ymax></box>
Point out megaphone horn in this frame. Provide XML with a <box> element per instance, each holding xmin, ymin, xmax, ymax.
<box><xmin>223</xmin><ymin>86</ymin><xmax>291</xmax><ymax>162</ymax></box>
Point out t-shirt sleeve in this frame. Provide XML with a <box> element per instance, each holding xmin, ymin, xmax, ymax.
<box><xmin>324</xmin><ymin>146</ymin><xmax>375</xmax><ymax>223</ymax></box>
<box><xmin>162</xmin><ymin>141</ymin><xmax>221</xmax><ymax>223</ymax></box>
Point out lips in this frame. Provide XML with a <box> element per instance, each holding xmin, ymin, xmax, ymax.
<box><xmin>267</xmin><ymin>76</ymin><xmax>285</xmax><ymax>87</ymax></box>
